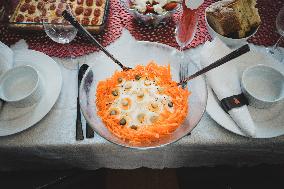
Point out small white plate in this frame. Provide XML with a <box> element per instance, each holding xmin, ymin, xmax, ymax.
<box><xmin>0</xmin><ymin>50</ymin><xmax>62</xmax><ymax>136</ymax></box>
<box><xmin>206</xmin><ymin>51</ymin><xmax>284</xmax><ymax>138</ymax></box>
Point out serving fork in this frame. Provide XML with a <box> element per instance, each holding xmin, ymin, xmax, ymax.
<box><xmin>62</xmin><ymin>10</ymin><xmax>131</xmax><ymax>71</ymax></box>
<box><xmin>178</xmin><ymin>44</ymin><xmax>250</xmax><ymax>86</ymax></box>
<box><xmin>179</xmin><ymin>61</ymin><xmax>189</xmax><ymax>89</ymax></box>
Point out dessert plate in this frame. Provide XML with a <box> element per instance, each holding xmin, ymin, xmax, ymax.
<box><xmin>206</xmin><ymin>50</ymin><xmax>284</xmax><ymax>138</ymax></box>
<box><xmin>0</xmin><ymin>50</ymin><xmax>62</xmax><ymax>136</ymax></box>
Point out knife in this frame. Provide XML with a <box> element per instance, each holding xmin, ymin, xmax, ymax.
<box><xmin>76</xmin><ymin>64</ymin><xmax>85</xmax><ymax>140</ymax></box>
<box><xmin>79</xmin><ymin>64</ymin><xmax>94</xmax><ymax>138</ymax></box>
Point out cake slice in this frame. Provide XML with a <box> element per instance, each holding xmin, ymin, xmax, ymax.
<box><xmin>206</xmin><ymin>0</ymin><xmax>261</xmax><ymax>38</ymax></box>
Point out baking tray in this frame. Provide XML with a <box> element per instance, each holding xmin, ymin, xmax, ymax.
<box><xmin>7</xmin><ymin>0</ymin><xmax>110</xmax><ymax>33</ymax></box>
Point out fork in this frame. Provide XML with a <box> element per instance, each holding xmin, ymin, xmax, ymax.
<box><xmin>179</xmin><ymin>61</ymin><xmax>189</xmax><ymax>89</ymax></box>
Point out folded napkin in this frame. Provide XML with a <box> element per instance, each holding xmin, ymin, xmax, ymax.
<box><xmin>0</xmin><ymin>41</ymin><xmax>14</xmax><ymax>111</ymax></box>
<box><xmin>200</xmin><ymin>38</ymin><xmax>256</xmax><ymax>137</ymax></box>
<box><xmin>0</xmin><ymin>41</ymin><xmax>13</xmax><ymax>77</ymax></box>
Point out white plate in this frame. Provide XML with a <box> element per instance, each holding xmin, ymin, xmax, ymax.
<box><xmin>206</xmin><ymin>51</ymin><xmax>284</xmax><ymax>138</ymax></box>
<box><xmin>0</xmin><ymin>50</ymin><xmax>62</xmax><ymax>136</ymax></box>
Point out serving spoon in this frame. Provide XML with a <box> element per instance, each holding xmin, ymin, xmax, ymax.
<box><xmin>62</xmin><ymin>10</ymin><xmax>131</xmax><ymax>71</ymax></box>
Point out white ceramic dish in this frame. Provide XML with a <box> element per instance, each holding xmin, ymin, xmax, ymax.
<box><xmin>80</xmin><ymin>41</ymin><xmax>208</xmax><ymax>149</ymax></box>
<box><xmin>0</xmin><ymin>50</ymin><xmax>62</xmax><ymax>136</ymax></box>
<box><xmin>241</xmin><ymin>64</ymin><xmax>284</xmax><ymax>109</ymax></box>
<box><xmin>206</xmin><ymin>50</ymin><xmax>284</xmax><ymax>138</ymax></box>
<box><xmin>0</xmin><ymin>65</ymin><xmax>42</xmax><ymax>108</ymax></box>
<box><xmin>205</xmin><ymin>4</ymin><xmax>259</xmax><ymax>48</ymax></box>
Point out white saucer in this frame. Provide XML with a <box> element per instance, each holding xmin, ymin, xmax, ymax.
<box><xmin>0</xmin><ymin>50</ymin><xmax>62</xmax><ymax>136</ymax></box>
<box><xmin>206</xmin><ymin>50</ymin><xmax>284</xmax><ymax>138</ymax></box>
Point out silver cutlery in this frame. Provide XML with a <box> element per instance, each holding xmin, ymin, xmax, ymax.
<box><xmin>179</xmin><ymin>61</ymin><xmax>189</xmax><ymax>89</ymax></box>
<box><xmin>76</xmin><ymin>64</ymin><xmax>85</xmax><ymax>140</ymax></box>
<box><xmin>76</xmin><ymin>63</ymin><xmax>95</xmax><ymax>140</ymax></box>
<box><xmin>80</xmin><ymin>64</ymin><xmax>94</xmax><ymax>138</ymax></box>
<box><xmin>62</xmin><ymin>10</ymin><xmax>131</xmax><ymax>71</ymax></box>
<box><xmin>178</xmin><ymin>44</ymin><xmax>250</xmax><ymax>86</ymax></box>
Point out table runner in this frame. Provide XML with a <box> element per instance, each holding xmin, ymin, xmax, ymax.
<box><xmin>0</xmin><ymin>0</ymin><xmax>283</xmax><ymax>58</ymax></box>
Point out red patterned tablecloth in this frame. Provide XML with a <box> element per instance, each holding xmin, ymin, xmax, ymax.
<box><xmin>0</xmin><ymin>0</ymin><xmax>283</xmax><ymax>57</ymax></box>
<box><xmin>121</xmin><ymin>0</ymin><xmax>284</xmax><ymax>49</ymax></box>
<box><xmin>0</xmin><ymin>0</ymin><xmax>124</xmax><ymax>57</ymax></box>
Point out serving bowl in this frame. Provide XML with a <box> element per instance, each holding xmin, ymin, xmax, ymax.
<box><xmin>120</xmin><ymin>0</ymin><xmax>181</xmax><ymax>26</ymax></box>
<box><xmin>205</xmin><ymin>4</ymin><xmax>259</xmax><ymax>48</ymax></box>
<box><xmin>79</xmin><ymin>41</ymin><xmax>207</xmax><ymax>149</ymax></box>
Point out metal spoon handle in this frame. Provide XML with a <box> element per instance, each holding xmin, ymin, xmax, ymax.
<box><xmin>178</xmin><ymin>44</ymin><xmax>250</xmax><ymax>85</ymax></box>
<box><xmin>62</xmin><ymin>10</ymin><xmax>130</xmax><ymax>71</ymax></box>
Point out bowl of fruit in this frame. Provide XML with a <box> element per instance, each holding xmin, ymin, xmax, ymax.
<box><xmin>120</xmin><ymin>0</ymin><xmax>181</xmax><ymax>26</ymax></box>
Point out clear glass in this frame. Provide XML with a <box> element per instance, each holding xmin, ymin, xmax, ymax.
<box><xmin>42</xmin><ymin>2</ymin><xmax>78</xmax><ymax>69</ymax></box>
<box><xmin>44</xmin><ymin>23</ymin><xmax>77</xmax><ymax>44</ymax></box>
<box><xmin>267</xmin><ymin>6</ymin><xmax>284</xmax><ymax>62</ymax></box>
<box><xmin>120</xmin><ymin>0</ymin><xmax>181</xmax><ymax>26</ymax></box>
<box><xmin>175</xmin><ymin>2</ymin><xmax>198</xmax><ymax>62</ymax></box>
<box><xmin>79</xmin><ymin>41</ymin><xmax>207</xmax><ymax>149</ymax></box>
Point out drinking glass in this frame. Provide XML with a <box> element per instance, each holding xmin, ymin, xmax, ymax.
<box><xmin>42</xmin><ymin>2</ymin><xmax>78</xmax><ymax>69</ymax></box>
<box><xmin>175</xmin><ymin>1</ymin><xmax>198</xmax><ymax>60</ymax></box>
<box><xmin>267</xmin><ymin>6</ymin><xmax>284</xmax><ymax>62</ymax></box>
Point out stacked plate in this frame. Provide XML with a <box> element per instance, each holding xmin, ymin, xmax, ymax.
<box><xmin>0</xmin><ymin>47</ymin><xmax>62</xmax><ymax>136</ymax></box>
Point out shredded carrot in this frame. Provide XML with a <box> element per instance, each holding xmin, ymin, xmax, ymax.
<box><xmin>96</xmin><ymin>61</ymin><xmax>190</xmax><ymax>145</ymax></box>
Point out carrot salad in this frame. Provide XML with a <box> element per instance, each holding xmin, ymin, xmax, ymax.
<box><xmin>96</xmin><ymin>61</ymin><xmax>190</xmax><ymax>145</ymax></box>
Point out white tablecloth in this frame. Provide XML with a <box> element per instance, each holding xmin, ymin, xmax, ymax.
<box><xmin>0</xmin><ymin>29</ymin><xmax>284</xmax><ymax>171</ymax></box>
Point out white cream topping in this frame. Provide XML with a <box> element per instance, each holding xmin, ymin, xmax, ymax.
<box><xmin>132</xmin><ymin>0</ymin><xmax>148</xmax><ymax>13</ymax></box>
<box><xmin>153</xmin><ymin>4</ymin><xmax>165</xmax><ymax>14</ymax></box>
<box><xmin>110</xmin><ymin>78</ymin><xmax>174</xmax><ymax>128</ymax></box>
<box><xmin>131</xmin><ymin>0</ymin><xmax>181</xmax><ymax>14</ymax></box>
<box><xmin>185</xmin><ymin>0</ymin><xmax>204</xmax><ymax>9</ymax></box>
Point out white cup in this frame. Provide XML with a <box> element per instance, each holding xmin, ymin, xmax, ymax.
<box><xmin>0</xmin><ymin>65</ymin><xmax>42</xmax><ymax>108</ymax></box>
<box><xmin>241</xmin><ymin>65</ymin><xmax>284</xmax><ymax>109</ymax></box>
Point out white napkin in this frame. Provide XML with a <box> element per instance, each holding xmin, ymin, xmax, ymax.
<box><xmin>0</xmin><ymin>41</ymin><xmax>13</xmax><ymax>77</ymax></box>
<box><xmin>0</xmin><ymin>41</ymin><xmax>14</xmax><ymax>111</ymax></box>
<box><xmin>200</xmin><ymin>38</ymin><xmax>256</xmax><ymax>137</ymax></box>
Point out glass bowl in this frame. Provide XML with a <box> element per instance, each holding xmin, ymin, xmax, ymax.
<box><xmin>79</xmin><ymin>41</ymin><xmax>207</xmax><ymax>149</ymax></box>
<box><xmin>120</xmin><ymin>0</ymin><xmax>181</xmax><ymax>26</ymax></box>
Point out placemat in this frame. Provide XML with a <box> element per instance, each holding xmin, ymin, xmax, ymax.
<box><xmin>0</xmin><ymin>0</ymin><xmax>283</xmax><ymax>57</ymax></box>
<box><xmin>120</xmin><ymin>0</ymin><xmax>213</xmax><ymax>49</ymax></box>
<box><xmin>248</xmin><ymin>0</ymin><xmax>284</xmax><ymax>46</ymax></box>
<box><xmin>120</xmin><ymin>0</ymin><xmax>284</xmax><ymax>49</ymax></box>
